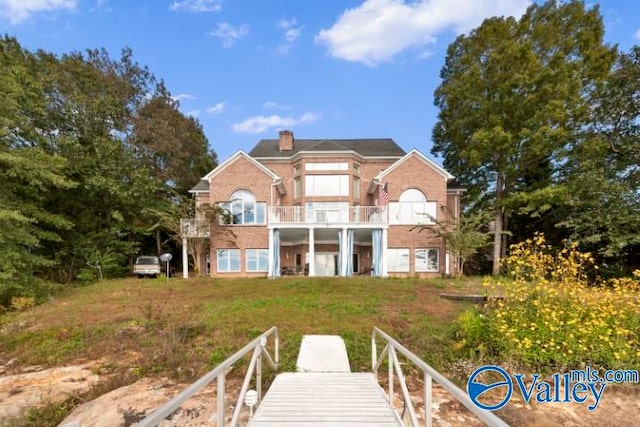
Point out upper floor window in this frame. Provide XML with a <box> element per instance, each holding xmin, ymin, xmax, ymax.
<box><xmin>389</xmin><ymin>188</ymin><xmax>436</xmax><ymax>225</ymax></box>
<box><xmin>305</xmin><ymin>175</ymin><xmax>349</xmax><ymax>197</ymax></box>
<box><xmin>221</xmin><ymin>190</ymin><xmax>266</xmax><ymax>225</ymax></box>
<box><xmin>305</xmin><ymin>162</ymin><xmax>349</xmax><ymax>171</ymax></box>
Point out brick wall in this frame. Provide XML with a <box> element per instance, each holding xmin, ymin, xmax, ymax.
<box><xmin>203</xmin><ymin>150</ymin><xmax>456</xmax><ymax>277</ymax></box>
<box><xmin>383</xmin><ymin>153</ymin><xmax>452</xmax><ymax>277</ymax></box>
<box><xmin>208</xmin><ymin>155</ymin><xmax>273</xmax><ymax>276</ymax></box>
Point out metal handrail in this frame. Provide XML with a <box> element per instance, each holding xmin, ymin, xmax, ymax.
<box><xmin>139</xmin><ymin>326</ymin><xmax>279</xmax><ymax>427</ymax></box>
<box><xmin>372</xmin><ymin>327</ymin><xmax>509</xmax><ymax>427</ymax></box>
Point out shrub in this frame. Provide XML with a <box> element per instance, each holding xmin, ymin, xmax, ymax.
<box><xmin>457</xmin><ymin>233</ymin><xmax>640</xmax><ymax>371</ymax></box>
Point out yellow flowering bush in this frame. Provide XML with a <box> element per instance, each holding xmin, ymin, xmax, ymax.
<box><xmin>457</xmin><ymin>233</ymin><xmax>640</xmax><ymax>371</ymax></box>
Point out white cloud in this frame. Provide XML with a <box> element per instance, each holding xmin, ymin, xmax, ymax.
<box><xmin>275</xmin><ymin>18</ymin><xmax>303</xmax><ymax>56</ymax></box>
<box><xmin>316</xmin><ymin>0</ymin><xmax>531</xmax><ymax>66</ymax></box>
<box><xmin>172</xmin><ymin>93</ymin><xmax>197</xmax><ymax>102</ymax></box>
<box><xmin>635</xmin><ymin>28</ymin><xmax>640</xmax><ymax>40</ymax></box>
<box><xmin>0</xmin><ymin>0</ymin><xmax>78</xmax><ymax>24</ymax></box>
<box><xmin>206</xmin><ymin>102</ymin><xmax>225</xmax><ymax>114</ymax></box>
<box><xmin>263</xmin><ymin>101</ymin><xmax>290</xmax><ymax>110</ymax></box>
<box><xmin>279</xmin><ymin>18</ymin><xmax>302</xmax><ymax>42</ymax></box>
<box><xmin>209</xmin><ymin>22</ymin><xmax>249</xmax><ymax>48</ymax></box>
<box><xmin>232</xmin><ymin>112</ymin><xmax>320</xmax><ymax>134</ymax></box>
<box><xmin>186</xmin><ymin>110</ymin><xmax>200</xmax><ymax>118</ymax></box>
<box><xmin>169</xmin><ymin>0</ymin><xmax>222</xmax><ymax>12</ymax></box>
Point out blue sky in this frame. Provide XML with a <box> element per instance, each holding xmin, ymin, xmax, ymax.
<box><xmin>1</xmin><ymin>0</ymin><xmax>639</xmax><ymax>162</ymax></box>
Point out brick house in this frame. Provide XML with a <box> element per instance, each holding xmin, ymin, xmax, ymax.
<box><xmin>181</xmin><ymin>130</ymin><xmax>463</xmax><ymax>278</ymax></box>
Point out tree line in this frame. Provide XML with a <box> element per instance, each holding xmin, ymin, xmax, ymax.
<box><xmin>432</xmin><ymin>0</ymin><xmax>639</xmax><ymax>275</ymax></box>
<box><xmin>0</xmin><ymin>36</ymin><xmax>216</xmax><ymax>306</ymax></box>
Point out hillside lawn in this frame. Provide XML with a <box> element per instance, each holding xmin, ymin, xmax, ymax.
<box><xmin>0</xmin><ymin>276</ymin><xmax>481</xmax><ymax>381</ymax></box>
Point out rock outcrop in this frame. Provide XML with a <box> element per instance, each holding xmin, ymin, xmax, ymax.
<box><xmin>58</xmin><ymin>377</ymin><xmax>221</xmax><ymax>427</ymax></box>
<box><xmin>0</xmin><ymin>364</ymin><xmax>100</xmax><ymax>421</ymax></box>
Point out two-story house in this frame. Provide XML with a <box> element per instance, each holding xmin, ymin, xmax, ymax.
<box><xmin>181</xmin><ymin>130</ymin><xmax>463</xmax><ymax>278</ymax></box>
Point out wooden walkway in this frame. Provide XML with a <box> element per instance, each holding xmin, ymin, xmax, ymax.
<box><xmin>247</xmin><ymin>335</ymin><xmax>402</xmax><ymax>426</ymax></box>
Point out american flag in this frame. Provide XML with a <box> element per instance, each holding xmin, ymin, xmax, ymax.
<box><xmin>377</xmin><ymin>182</ymin><xmax>389</xmax><ymax>207</ymax></box>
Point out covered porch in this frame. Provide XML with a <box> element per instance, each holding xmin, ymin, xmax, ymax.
<box><xmin>267</xmin><ymin>226</ymin><xmax>388</xmax><ymax>278</ymax></box>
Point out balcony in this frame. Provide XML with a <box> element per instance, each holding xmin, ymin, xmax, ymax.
<box><xmin>182</xmin><ymin>201</ymin><xmax>437</xmax><ymax>230</ymax></box>
<box><xmin>180</xmin><ymin>218</ymin><xmax>210</xmax><ymax>238</ymax></box>
<box><xmin>268</xmin><ymin>206</ymin><xmax>387</xmax><ymax>225</ymax></box>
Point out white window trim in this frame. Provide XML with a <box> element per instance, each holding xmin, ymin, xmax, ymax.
<box><xmin>389</xmin><ymin>201</ymin><xmax>437</xmax><ymax>225</ymax></box>
<box><xmin>217</xmin><ymin>249</ymin><xmax>240</xmax><ymax>272</ymax></box>
<box><xmin>305</xmin><ymin>162</ymin><xmax>349</xmax><ymax>171</ymax></box>
<box><xmin>220</xmin><ymin>201</ymin><xmax>267</xmax><ymax>225</ymax></box>
<box><xmin>246</xmin><ymin>248</ymin><xmax>269</xmax><ymax>272</ymax></box>
<box><xmin>304</xmin><ymin>175</ymin><xmax>349</xmax><ymax>197</ymax></box>
<box><xmin>387</xmin><ymin>248</ymin><xmax>410</xmax><ymax>272</ymax></box>
<box><xmin>415</xmin><ymin>248</ymin><xmax>439</xmax><ymax>272</ymax></box>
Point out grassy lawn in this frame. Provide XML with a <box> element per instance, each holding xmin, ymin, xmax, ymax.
<box><xmin>0</xmin><ymin>276</ymin><xmax>482</xmax><ymax>383</ymax></box>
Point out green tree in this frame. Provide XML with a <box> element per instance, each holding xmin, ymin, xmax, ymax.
<box><xmin>1</xmin><ymin>36</ymin><xmax>218</xmax><ymax>292</ymax></box>
<box><xmin>0</xmin><ymin>37</ymin><xmax>74</xmax><ymax>302</ymax></box>
<box><xmin>415</xmin><ymin>210</ymin><xmax>492</xmax><ymax>278</ymax></box>
<box><xmin>559</xmin><ymin>46</ymin><xmax>640</xmax><ymax>264</ymax></box>
<box><xmin>132</xmin><ymin>92</ymin><xmax>217</xmax><ymax>197</ymax></box>
<box><xmin>432</xmin><ymin>1</ymin><xmax>615</xmax><ymax>274</ymax></box>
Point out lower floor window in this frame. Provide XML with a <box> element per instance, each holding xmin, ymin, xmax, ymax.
<box><xmin>388</xmin><ymin>248</ymin><xmax>410</xmax><ymax>272</ymax></box>
<box><xmin>415</xmin><ymin>248</ymin><xmax>439</xmax><ymax>272</ymax></box>
<box><xmin>217</xmin><ymin>249</ymin><xmax>240</xmax><ymax>272</ymax></box>
<box><xmin>246</xmin><ymin>249</ymin><xmax>269</xmax><ymax>272</ymax></box>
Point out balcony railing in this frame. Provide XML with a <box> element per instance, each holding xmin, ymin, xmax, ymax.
<box><xmin>180</xmin><ymin>218</ymin><xmax>209</xmax><ymax>238</ymax></box>
<box><xmin>269</xmin><ymin>206</ymin><xmax>388</xmax><ymax>225</ymax></box>
<box><xmin>183</xmin><ymin>202</ymin><xmax>438</xmax><ymax>229</ymax></box>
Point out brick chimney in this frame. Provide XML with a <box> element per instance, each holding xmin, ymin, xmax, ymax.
<box><xmin>278</xmin><ymin>130</ymin><xmax>294</xmax><ymax>151</ymax></box>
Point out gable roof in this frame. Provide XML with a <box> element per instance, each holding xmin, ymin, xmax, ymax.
<box><xmin>377</xmin><ymin>149</ymin><xmax>454</xmax><ymax>181</ymax></box>
<box><xmin>189</xmin><ymin>180</ymin><xmax>209</xmax><ymax>193</ymax></box>
<box><xmin>249</xmin><ymin>138</ymin><xmax>406</xmax><ymax>158</ymax></box>
<box><xmin>202</xmin><ymin>150</ymin><xmax>280</xmax><ymax>182</ymax></box>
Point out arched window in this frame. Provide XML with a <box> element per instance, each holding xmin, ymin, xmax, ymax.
<box><xmin>390</xmin><ymin>188</ymin><xmax>436</xmax><ymax>224</ymax></box>
<box><xmin>399</xmin><ymin>188</ymin><xmax>426</xmax><ymax>202</ymax></box>
<box><xmin>222</xmin><ymin>190</ymin><xmax>266</xmax><ymax>225</ymax></box>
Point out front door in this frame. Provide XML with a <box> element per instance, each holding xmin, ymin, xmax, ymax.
<box><xmin>314</xmin><ymin>252</ymin><xmax>339</xmax><ymax>276</ymax></box>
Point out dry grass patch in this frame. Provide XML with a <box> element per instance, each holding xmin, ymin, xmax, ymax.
<box><xmin>0</xmin><ymin>276</ymin><xmax>481</xmax><ymax>380</ymax></box>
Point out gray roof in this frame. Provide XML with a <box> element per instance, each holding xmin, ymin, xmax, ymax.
<box><xmin>447</xmin><ymin>180</ymin><xmax>466</xmax><ymax>191</ymax></box>
<box><xmin>249</xmin><ymin>138</ymin><xmax>406</xmax><ymax>158</ymax></box>
<box><xmin>189</xmin><ymin>180</ymin><xmax>209</xmax><ymax>192</ymax></box>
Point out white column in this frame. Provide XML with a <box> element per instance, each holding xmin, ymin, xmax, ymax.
<box><xmin>267</xmin><ymin>228</ymin><xmax>275</xmax><ymax>277</ymax></box>
<box><xmin>182</xmin><ymin>237</ymin><xmax>189</xmax><ymax>278</ymax></box>
<box><xmin>381</xmin><ymin>228</ymin><xmax>388</xmax><ymax>278</ymax></box>
<box><xmin>445</xmin><ymin>252</ymin><xmax>451</xmax><ymax>276</ymax></box>
<box><xmin>341</xmin><ymin>228</ymin><xmax>349</xmax><ymax>276</ymax></box>
<box><xmin>308</xmin><ymin>228</ymin><xmax>315</xmax><ymax>277</ymax></box>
